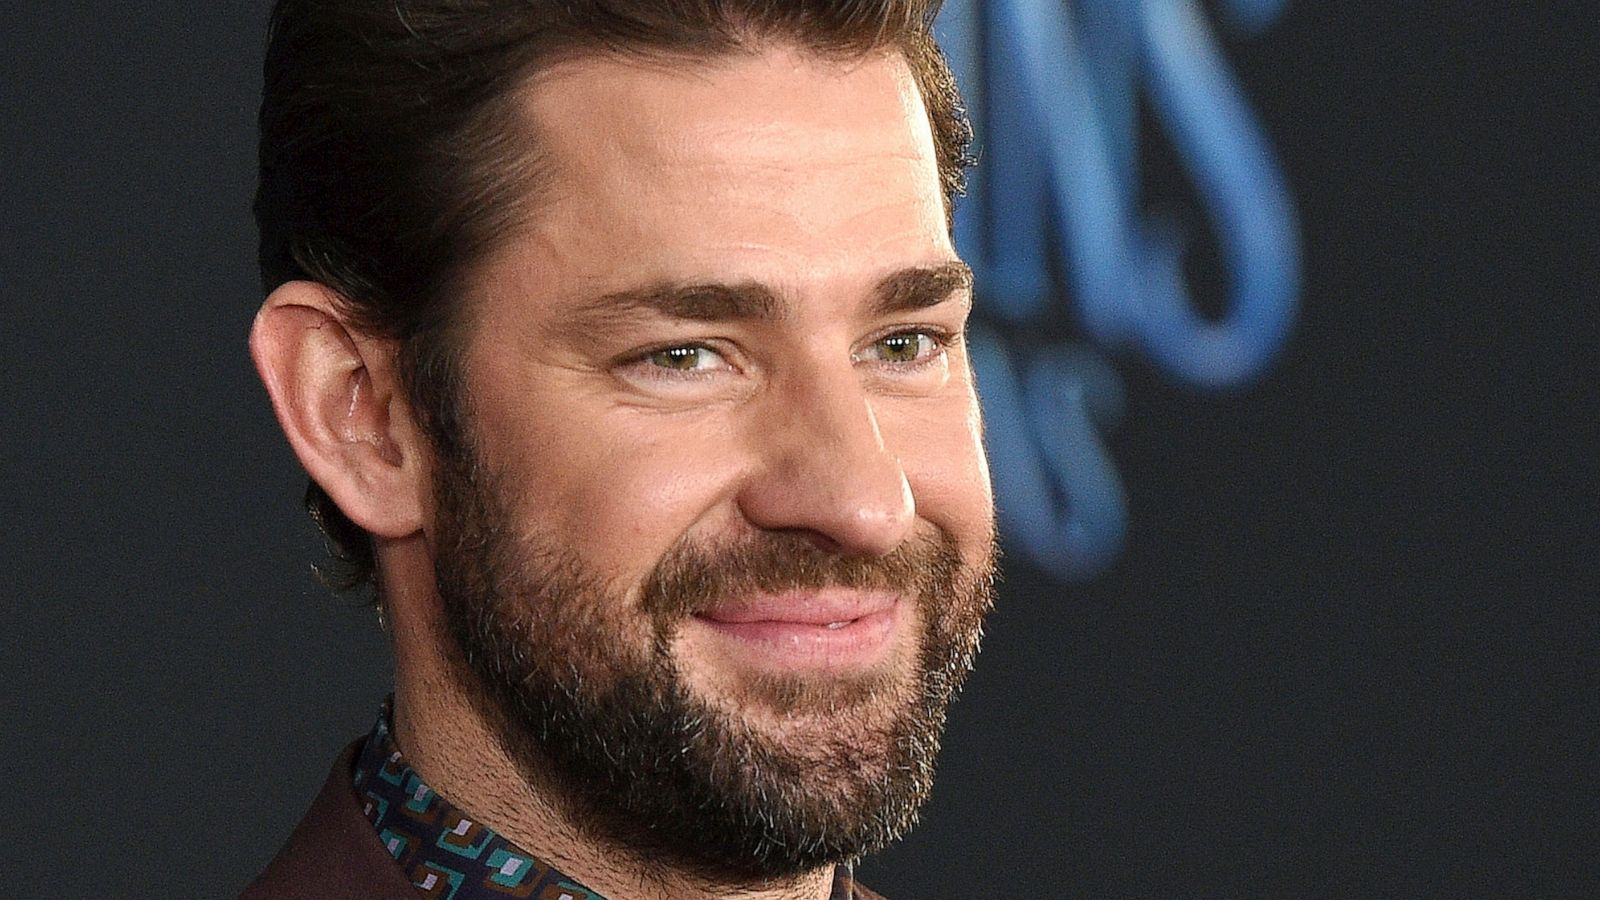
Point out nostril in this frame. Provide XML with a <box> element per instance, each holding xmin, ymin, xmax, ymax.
<box><xmin>795</xmin><ymin>529</ymin><xmax>844</xmax><ymax>556</ymax></box>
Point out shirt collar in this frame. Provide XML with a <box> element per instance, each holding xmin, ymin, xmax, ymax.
<box><xmin>352</xmin><ymin>701</ymin><xmax>601</xmax><ymax>898</ymax></box>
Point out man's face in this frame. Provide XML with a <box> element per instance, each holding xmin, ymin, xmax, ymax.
<box><xmin>430</xmin><ymin>45</ymin><xmax>996</xmax><ymax>878</ymax></box>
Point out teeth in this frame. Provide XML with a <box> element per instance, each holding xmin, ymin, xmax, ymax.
<box><xmin>826</xmin><ymin>621</ymin><xmax>848</xmax><ymax>630</ymax></box>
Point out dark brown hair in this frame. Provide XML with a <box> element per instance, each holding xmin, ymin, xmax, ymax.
<box><xmin>255</xmin><ymin>0</ymin><xmax>974</xmax><ymax>595</ymax></box>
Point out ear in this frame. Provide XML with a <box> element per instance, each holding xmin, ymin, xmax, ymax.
<box><xmin>250</xmin><ymin>281</ymin><xmax>429</xmax><ymax>541</ymax></box>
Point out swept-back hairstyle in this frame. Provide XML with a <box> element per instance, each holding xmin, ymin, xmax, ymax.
<box><xmin>256</xmin><ymin>0</ymin><xmax>973</xmax><ymax>595</ymax></box>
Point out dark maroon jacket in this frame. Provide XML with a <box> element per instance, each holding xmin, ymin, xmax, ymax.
<box><xmin>241</xmin><ymin>741</ymin><xmax>416</xmax><ymax>899</ymax></box>
<box><xmin>241</xmin><ymin>742</ymin><xmax>884</xmax><ymax>899</ymax></box>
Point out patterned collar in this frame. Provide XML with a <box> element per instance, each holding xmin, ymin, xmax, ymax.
<box><xmin>350</xmin><ymin>703</ymin><xmax>871</xmax><ymax>899</ymax></box>
<box><xmin>352</xmin><ymin>703</ymin><xmax>599</xmax><ymax>898</ymax></box>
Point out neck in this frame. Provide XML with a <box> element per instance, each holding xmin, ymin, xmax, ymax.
<box><xmin>383</xmin><ymin>566</ymin><xmax>837</xmax><ymax>900</ymax></box>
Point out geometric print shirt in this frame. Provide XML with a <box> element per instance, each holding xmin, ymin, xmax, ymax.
<box><xmin>350</xmin><ymin>703</ymin><xmax>876</xmax><ymax>899</ymax></box>
<box><xmin>351</xmin><ymin>703</ymin><xmax>600</xmax><ymax>900</ymax></box>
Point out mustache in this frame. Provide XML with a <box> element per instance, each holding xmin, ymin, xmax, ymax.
<box><xmin>639</xmin><ymin>527</ymin><xmax>967</xmax><ymax>623</ymax></box>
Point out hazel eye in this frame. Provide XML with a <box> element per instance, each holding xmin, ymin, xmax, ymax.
<box><xmin>861</xmin><ymin>332</ymin><xmax>941</xmax><ymax>365</ymax></box>
<box><xmin>648</xmin><ymin>345</ymin><xmax>724</xmax><ymax>371</ymax></box>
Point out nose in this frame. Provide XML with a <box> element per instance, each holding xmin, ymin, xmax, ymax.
<box><xmin>736</xmin><ymin>369</ymin><xmax>915</xmax><ymax>558</ymax></box>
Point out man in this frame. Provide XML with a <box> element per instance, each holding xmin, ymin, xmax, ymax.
<box><xmin>244</xmin><ymin>2</ymin><xmax>998</xmax><ymax>898</ymax></box>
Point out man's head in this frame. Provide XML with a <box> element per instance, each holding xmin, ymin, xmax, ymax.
<box><xmin>255</xmin><ymin>0</ymin><xmax>975</xmax><ymax>590</ymax></box>
<box><xmin>252</xmin><ymin>0</ymin><xmax>996</xmax><ymax>887</ymax></box>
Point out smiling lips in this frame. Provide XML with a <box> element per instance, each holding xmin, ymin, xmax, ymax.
<box><xmin>693</xmin><ymin>589</ymin><xmax>902</xmax><ymax>672</ymax></box>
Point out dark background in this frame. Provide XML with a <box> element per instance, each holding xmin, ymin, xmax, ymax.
<box><xmin>5</xmin><ymin>2</ymin><xmax>1595</xmax><ymax>897</ymax></box>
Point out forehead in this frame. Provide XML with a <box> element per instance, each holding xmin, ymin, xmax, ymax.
<box><xmin>493</xmin><ymin>44</ymin><xmax>952</xmax><ymax>296</ymax></box>
<box><xmin>527</xmin><ymin>44</ymin><xmax>930</xmax><ymax>160</ymax></box>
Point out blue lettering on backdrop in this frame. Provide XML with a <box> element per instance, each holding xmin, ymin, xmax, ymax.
<box><xmin>935</xmin><ymin>0</ymin><xmax>1301</xmax><ymax>579</ymax></box>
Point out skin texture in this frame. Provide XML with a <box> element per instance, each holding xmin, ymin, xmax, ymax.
<box><xmin>252</xmin><ymin>44</ymin><xmax>994</xmax><ymax>900</ymax></box>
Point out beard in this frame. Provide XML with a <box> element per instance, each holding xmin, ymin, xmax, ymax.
<box><xmin>430</xmin><ymin>430</ymin><xmax>996</xmax><ymax>883</ymax></box>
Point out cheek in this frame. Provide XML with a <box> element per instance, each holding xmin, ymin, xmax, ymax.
<box><xmin>477</xmin><ymin>401</ymin><xmax>749</xmax><ymax>580</ymax></box>
<box><xmin>887</xmin><ymin>395</ymin><xmax>995</xmax><ymax>550</ymax></box>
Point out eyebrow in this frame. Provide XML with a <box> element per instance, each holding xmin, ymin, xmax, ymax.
<box><xmin>569</xmin><ymin>260</ymin><xmax>974</xmax><ymax>334</ymax></box>
<box><xmin>596</xmin><ymin>281</ymin><xmax>781</xmax><ymax>322</ymax></box>
<box><xmin>870</xmin><ymin>260</ymin><xmax>974</xmax><ymax>316</ymax></box>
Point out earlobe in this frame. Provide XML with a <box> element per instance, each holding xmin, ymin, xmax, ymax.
<box><xmin>250</xmin><ymin>281</ymin><xmax>427</xmax><ymax>540</ymax></box>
